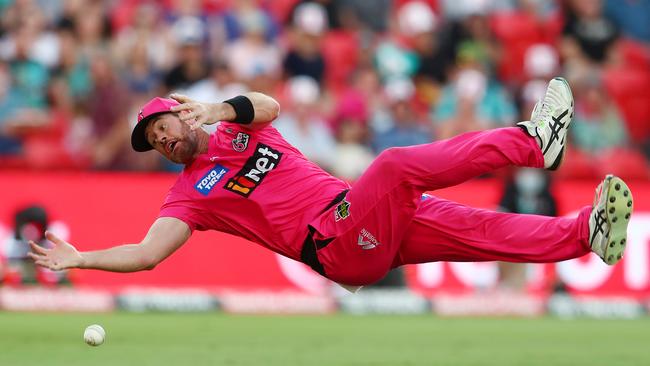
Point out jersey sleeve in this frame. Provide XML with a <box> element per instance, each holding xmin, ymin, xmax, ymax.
<box><xmin>220</xmin><ymin>121</ymin><xmax>273</xmax><ymax>134</ymax></box>
<box><xmin>158</xmin><ymin>190</ymin><xmax>201</xmax><ymax>232</ymax></box>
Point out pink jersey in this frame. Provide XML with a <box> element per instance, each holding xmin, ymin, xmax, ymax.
<box><xmin>158</xmin><ymin>122</ymin><xmax>349</xmax><ymax>260</ymax></box>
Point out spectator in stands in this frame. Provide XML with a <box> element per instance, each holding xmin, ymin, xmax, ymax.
<box><xmin>561</xmin><ymin>0</ymin><xmax>620</xmax><ymax>68</ymax></box>
<box><xmin>372</xmin><ymin>78</ymin><xmax>433</xmax><ymax>153</ymax></box>
<box><xmin>374</xmin><ymin>39</ymin><xmax>418</xmax><ymax>83</ymax></box>
<box><xmin>4</xmin><ymin>75</ymin><xmax>86</xmax><ymax>169</ymax></box>
<box><xmin>74</xmin><ymin>1</ymin><xmax>113</xmax><ymax>58</ymax></box>
<box><xmin>571</xmin><ymin>73</ymin><xmax>628</xmax><ymax>154</ymax></box>
<box><xmin>440</xmin><ymin>0</ymin><xmax>501</xmax><ymax>75</ymax></box>
<box><xmin>123</xmin><ymin>42</ymin><xmax>161</xmax><ymax>96</ymax></box>
<box><xmin>331</xmin><ymin>92</ymin><xmax>374</xmax><ymax>180</ymax></box>
<box><xmin>1</xmin><ymin>22</ymin><xmax>50</xmax><ymax>109</ymax></box>
<box><xmin>0</xmin><ymin>6</ymin><xmax>54</xmax><ymax>162</ymax></box>
<box><xmin>524</xmin><ymin>44</ymin><xmax>560</xmax><ymax>83</ymax></box>
<box><xmin>86</xmin><ymin>52</ymin><xmax>133</xmax><ymax>170</ymax></box>
<box><xmin>374</xmin><ymin>3</ymin><xmax>427</xmax><ymax>83</ymax></box>
<box><xmin>283</xmin><ymin>2</ymin><xmax>327</xmax><ymax>84</ymax></box>
<box><xmin>113</xmin><ymin>2</ymin><xmax>175</xmax><ymax>80</ymax></box>
<box><xmin>517</xmin><ymin>44</ymin><xmax>560</xmax><ymax>118</ymax></box>
<box><xmin>604</xmin><ymin>0</ymin><xmax>650</xmax><ymax>43</ymax></box>
<box><xmin>222</xmin><ymin>0</ymin><xmax>279</xmax><ymax>43</ymax></box>
<box><xmin>55</xmin><ymin>22</ymin><xmax>92</xmax><ymax>101</ymax></box>
<box><xmin>566</xmin><ymin>72</ymin><xmax>650</xmax><ymax>178</ymax></box>
<box><xmin>347</xmin><ymin>66</ymin><xmax>383</xmax><ymax>122</ymax></box>
<box><xmin>166</xmin><ymin>0</ymin><xmax>204</xmax><ymax>18</ymax></box>
<box><xmin>499</xmin><ymin>169</ymin><xmax>557</xmax><ymax>225</ymax></box>
<box><xmin>183</xmin><ymin>60</ymin><xmax>248</xmax><ymax>133</ymax></box>
<box><xmin>434</xmin><ymin>67</ymin><xmax>516</xmax><ymax>139</ymax></box>
<box><xmin>493</xmin><ymin>0</ymin><xmax>558</xmax><ymax>17</ymax></box>
<box><xmin>397</xmin><ymin>1</ymin><xmax>450</xmax><ymax>106</ymax></box>
<box><xmin>341</xmin><ymin>0</ymin><xmax>392</xmax><ymax>33</ymax></box>
<box><xmin>223</xmin><ymin>7</ymin><xmax>282</xmax><ymax>93</ymax></box>
<box><xmin>274</xmin><ymin>76</ymin><xmax>337</xmax><ymax>171</ymax></box>
<box><xmin>289</xmin><ymin>0</ymin><xmax>354</xmax><ymax>30</ymax></box>
<box><xmin>441</xmin><ymin>0</ymin><xmax>491</xmax><ymax>19</ymax></box>
<box><xmin>0</xmin><ymin>0</ymin><xmax>60</xmax><ymax>70</ymax></box>
<box><xmin>0</xmin><ymin>61</ymin><xmax>24</xmax><ymax>155</ymax></box>
<box><xmin>164</xmin><ymin>16</ymin><xmax>210</xmax><ymax>91</ymax></box>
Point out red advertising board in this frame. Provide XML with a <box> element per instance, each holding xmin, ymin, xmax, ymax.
<box><xmin>1</xmin><ymin>172</ymin><xmax>649</xmax><ymax>297</ymax></box>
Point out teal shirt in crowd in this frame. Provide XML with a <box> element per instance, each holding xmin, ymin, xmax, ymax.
<box><xmin>10</xmin><ymin>60</ymin><xmax>49</xmax><ymax>108</ymax></box>
<box><xmin>571</xmin><ymin>107</ymin><xmax>628</xmax><ymax>152</ymax></box>
<box><xmin>433</xmin><ymin>82</ymin><xmax>516</xmax><ymax>127</ymax></box>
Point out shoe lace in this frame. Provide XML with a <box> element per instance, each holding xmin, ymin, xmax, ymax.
<box><xmin>538</xmin><ymin>101</ymin><xmax>553</xmax><ymax>126</ymax></box>
<box><xmin>593</xmin><ymin>183</ymin><xmax>603</xmax><ymax>208</ymax></box>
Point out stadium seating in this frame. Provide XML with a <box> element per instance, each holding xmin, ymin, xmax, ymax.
<box><xmin>322</xmin><ymin>31</ymin><xmax>360</xmax><ymax>92</ymax></box>
<box><xmin>490</xmin><ymin>11</ymin><xmax>552</xmax><ymax>84</ymax></box>
<box><xmin>603</xmin><ymin>67</ymin><xmax>650</xmax><ymax>144</ymax></box>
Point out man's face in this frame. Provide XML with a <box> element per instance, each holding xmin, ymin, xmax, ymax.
<box><xmin>145</xmin><ymin>113</ymin><xmax>199</xmax><ymax>164</ymax></box>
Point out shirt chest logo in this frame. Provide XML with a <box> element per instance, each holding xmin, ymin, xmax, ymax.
<box><xmin>224</xmin><ymin>143</ymin><xmax>282</xmax><ymax>197</ymax></box>
<box><xmin>232</xmin><ymin>132</ymin><xmax>250</xmax><ymax>152</ymax></box>
<box><xmin>195</xmin><ymin>164</ymin><xmax>229</xmax><ymax>196</ymax></box>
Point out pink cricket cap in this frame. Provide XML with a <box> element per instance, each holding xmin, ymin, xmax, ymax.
<box><xmin>131</xmin><ymin>97</ymin><xmax>180</xmax><ymax>152</ymax></box>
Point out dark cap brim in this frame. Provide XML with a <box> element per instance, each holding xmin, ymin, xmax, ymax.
<box><xmin>130</xmin><ymin>112</ymin><xmax>169</xmax><ymax>152</ymax></box>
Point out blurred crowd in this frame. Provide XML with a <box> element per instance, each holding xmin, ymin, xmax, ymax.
<box><xmin>0</xmin><ymin>0</ymin><xmax>649</xmax><ymax>179</ymax></box>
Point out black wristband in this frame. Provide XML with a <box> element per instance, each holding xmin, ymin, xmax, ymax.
<box><xmin>223</xmin><ymin>95</ymin><xmax>254</xmax><ymax>124</ymax></box>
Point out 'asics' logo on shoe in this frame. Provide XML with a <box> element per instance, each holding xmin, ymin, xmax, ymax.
<box><xmin>543</xmin><ymin>109</ymin><xmax>569</xmax><ymax>154</ymax></box>
<box><xmin>358</xmin><ymin>228</ymin><xmax>380</xmax><ymax>250</ymax></box>
<box><xmin>590</xmin><ymin>208</ymin><xmax>608</xmax><ymax>246</ymax></box>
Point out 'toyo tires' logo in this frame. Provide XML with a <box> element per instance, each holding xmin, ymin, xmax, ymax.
<box><xmin>224</xmin><ymin>143</ymin><xmax>282</xmax><ymax>197</ymax></box>
<box><xmin>195</xmin><ymin>164</ymin><xmax>229</xmax><ymax>196</ymax></box>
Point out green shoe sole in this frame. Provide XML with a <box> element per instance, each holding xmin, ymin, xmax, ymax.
<box><xmin>602</xmin><ymin>175</ymin><xmax>634</xmax><ymax>265</ymax></box>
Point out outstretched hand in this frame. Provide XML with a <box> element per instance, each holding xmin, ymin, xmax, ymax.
<box><xmin>27</xmin><ymin>231</ymin><xmax>83</xmax><ymax>271</ymax></box>
<box><xmin>169</xmin><ymin>94</ymin><xmax>219</xmax><ymax>131</ymax></box>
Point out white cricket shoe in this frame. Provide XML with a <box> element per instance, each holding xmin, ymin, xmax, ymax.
<box><xmin>589</xmin><ymin>175</ymin><xmax>634</xmax><ymax>265</ymax></box>
<box><xmin>517</xmin><ymin>77</ymin><xmax>574</xmax><ymax>170</ymax></box>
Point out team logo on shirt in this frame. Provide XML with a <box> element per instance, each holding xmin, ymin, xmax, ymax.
<box><xmin>195</xmin><ymin>164</ymin><xmax>229</xmax><ymax>196</ymax></box>
<box><xmin>232</xmin><ymin>132</ymin><xmax>250</xmax><ymax>152</ymax></box>
<box><xmin>224</xmin><ymin>143</ymin><xmax>282</xmax><ymax>197</ymax></box>
<box><xmin>334</xmin><ymin>199</ymin><xmax>351</xmax><ymax>221</ymax></box>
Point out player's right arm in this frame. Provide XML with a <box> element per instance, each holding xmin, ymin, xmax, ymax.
<box><xmin>169</xmin><ymin>92</ymin><xmax>280</xmax><ymax>130</ymax></box>
<box><xmin>27</xmin><ymin>217</ymin><xmax>190</xmax><ymax>272</ymax></box>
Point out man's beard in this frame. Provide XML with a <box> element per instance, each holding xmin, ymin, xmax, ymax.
<box><xmin>172</xmin><ymin>131</ymin><xmax>198</xmax><ymax>164</ymax></box>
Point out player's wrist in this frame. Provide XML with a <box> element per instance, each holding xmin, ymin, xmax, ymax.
<box><xmin>76</xmin><ymin>252</ymin><xmax>88</xmax><ymax>269</ymax></box>
<box><xmin>213</xmin><ymin>102</ymin><xmax>236</xmax><ymax>122</ymax></box>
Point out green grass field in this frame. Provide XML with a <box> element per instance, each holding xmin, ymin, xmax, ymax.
<box><xmin>1</xmin><ymin>313</ymin><xmax>649</xmax><ymax>366</ymax></box>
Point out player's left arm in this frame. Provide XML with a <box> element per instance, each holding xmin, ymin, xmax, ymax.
<box><xmin>170</xmin><ymin>92</ymin><xmax>280</xmax><ymax>131</ymax></box>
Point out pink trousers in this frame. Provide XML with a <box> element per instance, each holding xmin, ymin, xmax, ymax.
<box><xmin>310</xmin><ymin>128</ymin><xmax>591</xmax><ymax>286</ymax></box>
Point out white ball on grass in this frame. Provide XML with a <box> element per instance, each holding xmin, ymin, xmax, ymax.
<box><xmin>83</xmin><ymin>324</ymin><xmax>105</xmax><ymax>346</ymax></box>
